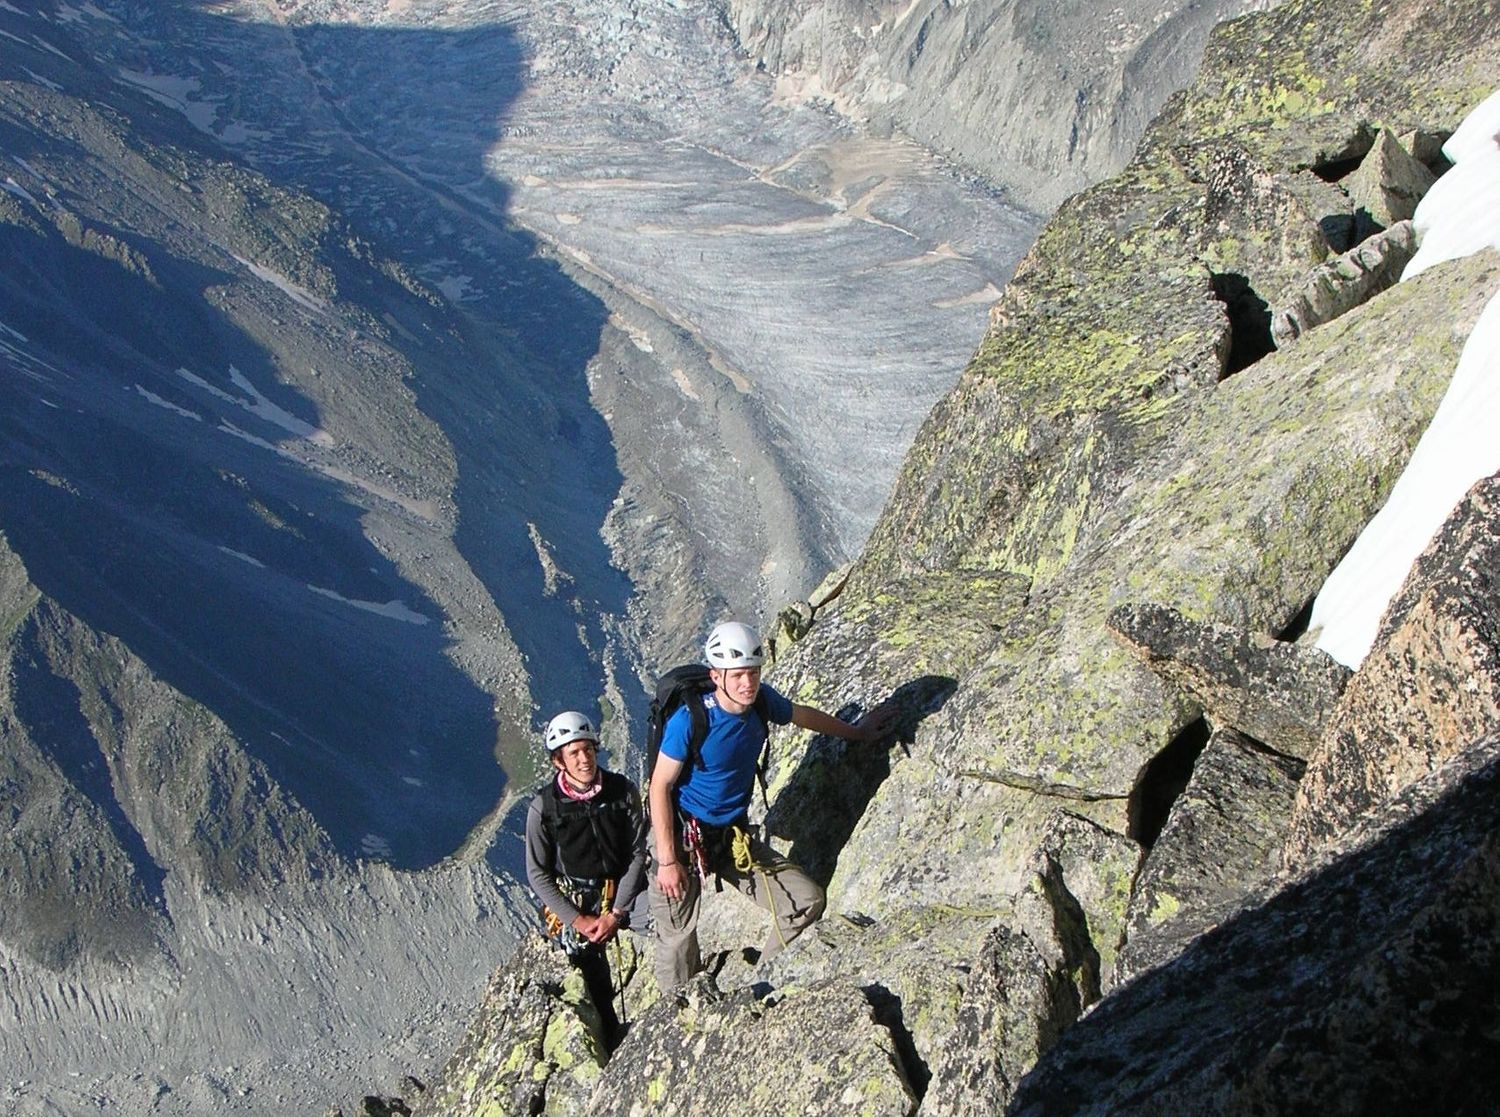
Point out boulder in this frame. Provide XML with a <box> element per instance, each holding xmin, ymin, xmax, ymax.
<box><xmin>917</xmin><ymin>861</ymin><xmax>1101</xmax><ymax>1117</ymax></box>
<box><xmin>1025</xmin><ymin>811</ymin><xmax>1141</xmax><ymax>995</ymax></box>
<box><xmin>757</xmin><ymin>904</ymin><xmax>1000</xmax><ymax>1093</ymax></box>
<box><xmin>1343</xmin><ymin>127</ymin><xmax>1439</xmax><ymax>228</ymax></box>
<box><xmin>1286</xmin><ymin>470</ymin><xmax>1500</xmax><ymax>864</ymax></box>
<box><xmin>1107</xmin><ymin>602</ymin><xmax>1351</xmax><ymax>759</ymax></box>
<box><xmin>1270</xmin><ymin>221</ymin><xmax>1419</xmax><ymax>348</ymax></box>
<box><xmin>591</xmin><ymin>973</ymin><xmax>916</xmax><ymax>1116</ymax></box>
<box><xmin>1114</xmin><ymin>728</ymin><xmax>1304</xmax><ymax>986</ymax></box>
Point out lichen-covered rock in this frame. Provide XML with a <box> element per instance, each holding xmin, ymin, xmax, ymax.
<box><xmin>1027</xmin><ymin>811</ymin><xmax>1141</xmax><ymax>994</ymax></box>
<box><xmin>753</xmin><ymin>571</ymin><xmax>1030</xmax><ymax>888</ymax></box>
<box><xmin>855</xmin><ymin>0</ymin><xmax>1500</xmax><ymax>602</ymax></box>
<box><xmin>853</xmin><ymin>156</ymin><xmax>1236</xmax><ymax>589</ymax></box>
<box><xmin>1157</xmin><ymin>0</ymin><xmax>1500</xmax><ymax>169</ymax></box>
<box><xmin>418</xmin><ymin>935</ymin><xmax>610</xmax><ymax>1117</ymax></box>
<box><xmin>1286</xmin><ymin>470</ymin><xmax>1500</xmax><ymax>865</ymax></box>
<box><xmin>755</xmin><ymin>251</ymin><xmax>1498</xmax><ymax>1037</ymax></box>
<box><xmin>1343</xmin><ymin>128</ymin><xmax>1438</xmax><ymax>228</ymax></box>
<box><xmin>1107</xmin><ymin>602</ymin><xmax>1351</xmax><ymax>759</ymax></box>
<box><xmin>1010</xmin><ymin>731</ymin><xmax>1500</xmax><ymax>1116</ymax></box>
<box><xmin>930</xmin><ymin>254</ymin><xmax>1482</xmax><ymax>781</ymax></box>
<box><xmin>757</xmin><ymin>904</ymin><xmax>1000</xmax><ymax>1089</ymax></box>
<box><xmin>591</xmin><ymin>974</ymin><xmax>916</xmax><ymax>1117</ymax></box>
<box><xmin>917</xmin><ymin>863</ymin><xmax>1100</xmax><ymax>1117</ymax></box>
<box><xmin>1114</xmin><ymin>728</ymin><xmax>1304</xmax><ymax>986</ymax></box>
<box><xmin>1270</xmin><ymin>221</ymin><xmax>1418</xmax><ymax>348</ymax></box>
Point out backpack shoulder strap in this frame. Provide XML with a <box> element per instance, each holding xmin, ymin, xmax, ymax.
<box><xmin>752</xmin><ymin>691</ymin><xmax>774</xmax><ymax>807</ymax></box>
<box><xmin>537</xmin><ymin>778</ymin><xmax>560</xmax><ymax>822</ymax></box>
<box><xmin>685</xmin><ymin>692</ymin><xmax>710</xmax><ymax>770</ymax></box>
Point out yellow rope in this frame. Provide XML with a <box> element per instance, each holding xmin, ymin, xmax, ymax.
<box><xmin>730</xmin><ymin>826</ymin><xmax>788</xmax><ymax>949</ymax></box>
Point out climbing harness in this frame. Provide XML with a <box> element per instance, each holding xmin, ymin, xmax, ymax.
<box><xmin>542</xmin><ymin>876</ymin><xmax>616</xmax><ymax>956</ymax></box>
<box><xmin>678</xmin><ymin>812</ymin><xmax>793</xmax><ymax>950</ymax></box>
<box><xmin>541</xmin><ymin>876</ymin><xmax>631</xmax><ymax>1033</ymax></box>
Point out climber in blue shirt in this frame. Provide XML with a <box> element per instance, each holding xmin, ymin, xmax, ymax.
<box><xmin>647</xmin><ymin>620</ymin><xmax>896</xmax><ymax>992</ymax></box>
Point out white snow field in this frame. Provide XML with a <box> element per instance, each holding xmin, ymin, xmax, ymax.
<box><xmin>1311</xmin><ymin>88</ymin><xmax>1500</xmax><ymax>669</ymax></box>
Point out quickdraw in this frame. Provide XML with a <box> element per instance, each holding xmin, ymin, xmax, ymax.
<box><xmin>680</xmin><ymin>815</ymin><xmax>711</xmax><ymax>882</ymax></box>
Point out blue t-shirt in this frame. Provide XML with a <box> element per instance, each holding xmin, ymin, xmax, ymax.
<box><xmin>661</xmin><ymin>683</ymin><xmax>794</xmax><ymax>825</ymax></box>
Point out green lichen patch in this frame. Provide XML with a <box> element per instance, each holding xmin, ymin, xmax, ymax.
<box><xmin>825</xmin><ymin>252</ymin><xmax>1497</xmax><ymax>938</ymax></box>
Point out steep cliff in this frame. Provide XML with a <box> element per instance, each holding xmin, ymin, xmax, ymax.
<box><xmin>725</xmin><ymin>0</ymin><xmax>1271</xmax><ymax>212</ymax></box>
<box><xmin>0</xmin><ymin>532</ymin><xmax>536</xmax><ymax>1112</ymax></box>
<box><xmin>420</xmin><ymin>0</ymin><xmax>1500</xmax><ymax>1112</ymax></box>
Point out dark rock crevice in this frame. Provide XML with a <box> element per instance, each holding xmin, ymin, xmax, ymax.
<box><xmin>1209</xmin><ymin>270</ymin><xmax>1275</xmax><ymax>375</ymax></box>
<box><xmin>1277</xmin><ymin>596</ymin><xmax>1314</xmax><ymax>641</ymax></box>
<box><xmin>1127</xmin><ymin>717</ymin><xmax>1211</xmax><ymax>850</ymax></box>
<box><xmin>863</xmin><ymin>982</ymin><xmax>931</xmax><ymax>1099</ymax></box>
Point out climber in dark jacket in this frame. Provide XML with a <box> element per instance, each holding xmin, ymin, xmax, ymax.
<box><xmin>525</xmin><ymin>710</ymin><xmax>647</xmax><ymax>1044</ymax></box>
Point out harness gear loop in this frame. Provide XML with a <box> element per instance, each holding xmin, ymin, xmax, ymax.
<box><xmin>542</xmin><ymin>876</ymin><xmax>617</xmax><ymax>955</ymax></box>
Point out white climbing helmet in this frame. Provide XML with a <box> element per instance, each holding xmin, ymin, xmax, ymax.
<box><xmin>544</xmin><ymin>710</ymin><xmax>599</xmax><ymax>753</ymax></box>
<box><xmin>704</xmin><ymin>620</ymin><xmax>765</xmax><ymax>669</ymax></box>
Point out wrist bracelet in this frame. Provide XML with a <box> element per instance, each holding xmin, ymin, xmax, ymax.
<box><xmin>659</xmin><ymin>858</ymin><xmax>678</xmax><ymax>865</ymax></box>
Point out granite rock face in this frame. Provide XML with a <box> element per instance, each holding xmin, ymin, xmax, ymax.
<box><xmin>1107</xmin><ymin>602</ymin><xmax>1351</xmax><ymax>759</ymax></box>
<box><xmin>1114</xmin><ymin>728</ymin><xmax>1304</xmax><ymax>986</ymax></box>
<box><xmin>1287</xmin><ymin>471</ymin><xmax>1500</xmax><ymax>865</ymax></box>
<box><xmin>804</xmin><ymin>251</ymin><xmax>1497</xmax><ymax>929</ymax></box>
<box><xmin>856</xmin><ymin>0</ymin><xmax>1500</xmax><ymax>598</ymax></box>
<box><xmin>1011</xmin><ymin>732</ymin><xmax>1500</xmax><ymax>1117</ymax></box>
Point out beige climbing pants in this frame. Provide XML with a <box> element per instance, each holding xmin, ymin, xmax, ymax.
<box><xmin>648</xmin><ymin>828</ymin><xmax>825</xmax><ymax>993</ymax></box>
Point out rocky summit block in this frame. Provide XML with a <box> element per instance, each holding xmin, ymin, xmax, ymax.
<box><xmin>1343</xmin><ymin>127</ymin><xmax>1439</xmax><ymax>229</ymax></box>
<box><xmin>1287</xmin><ymin>469</ymin><xmax>1500</xmax><ymax>865</ymax></box>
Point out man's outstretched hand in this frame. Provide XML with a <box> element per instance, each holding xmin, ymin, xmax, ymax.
<box><xmin>852</xmin><ymin>701</ymin><xmax>900</xmax><ymax>743</ymax></box>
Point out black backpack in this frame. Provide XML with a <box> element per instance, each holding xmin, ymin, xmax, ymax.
<box><xmin>643</xmin><ymin>664</ymin><xmax>773</xmax><ymax>806</ymax></box>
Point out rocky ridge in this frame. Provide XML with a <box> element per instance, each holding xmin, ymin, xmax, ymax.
<box><xmin>417</xmin><ymin>0</ymin><xmax>1500</xmax><ymax>1113</ymax></box>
